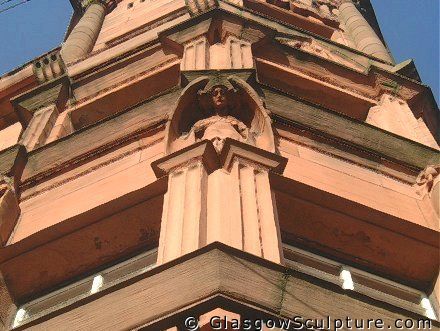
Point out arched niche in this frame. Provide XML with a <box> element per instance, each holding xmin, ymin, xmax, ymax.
<box><xmin>165</xmin><ymin>75</ymin><xmax>275</xmax><ymax>154</ymax></box>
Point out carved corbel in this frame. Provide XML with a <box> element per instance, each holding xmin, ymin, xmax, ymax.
<box><xmin>415</xmin><ymin>164</ymin><xmax>440</xmax><ymax>216</ymax></box>
<box><xmin>0</xmin><ymin>176</ymin><xmax>20</xmax><ymax>246</ymax></box>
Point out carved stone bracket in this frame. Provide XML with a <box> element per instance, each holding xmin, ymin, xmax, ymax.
<box><xmin>152</xmin><ymin>141</ymin><xmax>218</xmax><ymax>264</ymax></box>
<box><xmin>415</xmin><ymin>164</ymin><xmax>440</xmax><ymax>216</ymax></box>
<box><xmin>20</xmin><ymin>104</ymin><xmax>60</xmax><ymax>151</ymax></box>
<box><xmin>416</xmin><ymin>165</ymin><xmax>440</xmax><ymax>196</ymax></box>
<box><xmin>32</xmin><ymin>49</ymin><xmax>65</xmax><ymax>84</ymax></box>
<box><xmin>186</xmin><ymin>0</ymin><xmax>216</xmax><ymax>16</ymax></box>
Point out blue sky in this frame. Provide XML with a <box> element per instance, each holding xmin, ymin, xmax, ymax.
<box><xmin>0</xmin><ymin>0</ymin><xmax>438</xmax><ymax>103</ymax></box>
<box><xmin>371</xmin><ymin>0</ymin><xmax>439</xmax><ymax>103</ymax></box>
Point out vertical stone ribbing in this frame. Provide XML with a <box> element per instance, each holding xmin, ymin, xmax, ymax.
<box><xmin>181</xmin><ymin>37</ymin><xmax>208</xmax><ymax>70</ymax></box>
<box><xmin>160</xmin><ymin>169</ymin><xmax>186</xmax><ymax>263</ymax></box>
<box><xmin>60</xmin><ymin>2</ymin><xmax>106</xmax><ymax>64</ymax></box>
<box><xmin>339</xmin><ymin>1</ymin><xmax>393</xmax><ymax>63</ymax></box>
<box><xmin>153</xmin><ymin>140</ymin><xmax>285</xmax><ymax>265</ymax></box>
<box><xmin>207</xmin><ymin>167</ymin><xmax>243</xmax><ymax>250</ymax></box>
<box><xmin>255</xmin><ymin>170</ymin><xmax>282</xmax><ymax>263</ymax></box>
<box><xmin>181</xmin><ymin>162</ymin><xmax>208</xmax><ymax>255</ymax></box>
<box><xmin>223</xmin><ymin>157</ymin><xmax>282</xmax><ymax>263</ymax></box>
<box><xmin>238</xmin><ymin>163</ymin><xmax>262</xmax><ymax>256</ymax></box>
<box><xmin>154</xmin><ymin>142</ymin><xmax>217</xmax><ymax>265</ymax></box>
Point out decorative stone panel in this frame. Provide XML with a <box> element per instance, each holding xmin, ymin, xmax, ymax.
<box><xmin>181</xmin><ymin>36</ymin><xmax>253</xmax><ymax>70</ymax></box>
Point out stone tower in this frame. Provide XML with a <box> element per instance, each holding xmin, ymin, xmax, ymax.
<box><xmin>0</xmin><ymin>0</ymin><xmax>439</xmax><ymax>329</ymax></box>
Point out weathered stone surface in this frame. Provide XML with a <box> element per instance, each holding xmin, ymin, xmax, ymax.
<box><xmin>0</xmin><ymin>179</ymin><xmax>20</xmax><ymax>246</ymax></box>
<box><xmin>0</xmin><ymin>273</ymin><xmax>15</xmax><ymax>330</ymax></box>
<box><xmin>0</xmin><ymin>1</ymin><xmax>438</xmax><ymax>329</ymax></box>
<box><xmin>61</xmin><ymin>2</ymin><xmax>107</xmax><ymax>64</ymax></box>
<box><xmin>0</xmin><ymin>145</ymin><xmax>27</xmax><ymax>181</ymax></box>
<box><xmin>14</xmin><ymin>245</ymin><xmax>440</xmax><ymax>330</ymax></box>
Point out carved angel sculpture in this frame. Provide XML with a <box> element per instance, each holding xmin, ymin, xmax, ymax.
<box><xmin>184</xmin><ymin>85</ymin><xmax>253</xmax><ymax>152</ymax></box>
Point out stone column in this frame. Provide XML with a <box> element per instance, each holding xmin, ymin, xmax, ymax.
<box><xmin>152</xmin><ymin>141</ymin><xmax>219</xmax><ymax>264</ymax></box>
<box><xmin>60</xmin><ymin>1</ymin><xmax>107</xmax><ymax>64</ymax></box>
<box><xmin>338</xmin><ymin>0</ymin><xmax>393</xmax><ymax>63</ymax></box>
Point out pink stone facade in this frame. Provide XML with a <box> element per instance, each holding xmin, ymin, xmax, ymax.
<box><xmin>0</xmin><ymin>0</ymin><xmax>438</xmax><ymax>329</ymax></box>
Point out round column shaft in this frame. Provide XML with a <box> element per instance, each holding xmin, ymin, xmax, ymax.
<box><xmin>60</xmin><ymin>2</ymin><xmax>106</xmax><ymax>64</ymax></box>
<box><xmin>339</xmin><ymin>1</ymin><xmax>393</xmax><ymax>63</ymax></box>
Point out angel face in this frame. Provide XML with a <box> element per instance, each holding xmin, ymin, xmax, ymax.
<box><xmin>211</xmin><ymin>86</ymin><xmax>229</xmax><ymax>115</ymax></box>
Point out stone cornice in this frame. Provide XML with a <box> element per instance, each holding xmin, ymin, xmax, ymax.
<box><xmin>257</xmin><ymin>39</ymin><xmax>438</xmax><ymax>113</ymax></box>
<box><xmin>262</xmin><ymin>86</ymin><xmax>440</xmax><ymax>172</ymax></box>
<box><xmin>54</xmin><ymin>4</ymin><xmax>437</xmax><ymax>124</ymax></box>
<box><xmin>5</xmin><ymin>243</ymin><xmax>440</xmax><ymax>329</ymax></box>
<box><xmin>20</xmin><ymin>116</ymin><xmax>167</xmax><ymax>190</ymax></box>
<box><xmin>151</xmin><ymin>140</ymin><xmax>219</xmax><ymax>177</ymax></box>
<box><xmin>151</xmin><ymin>139</ymin><xmax>288</xmax><ymax>178</ymax></box>
<box><xmin>3</xmin><ymin>74</ymin><xmax>437</xmax><ymax>197</ymax></box>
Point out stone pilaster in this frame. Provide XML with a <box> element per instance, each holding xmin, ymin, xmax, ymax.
<box><xmin>152</xmin><ymin>139</ymin><xmax>286</xmax><ymax>265</ymax></box>
<box><xmin>216</xmin><ymin>139</ymin><xmax>286</xmax><ymax>263</ymax></box>
<box><xmin>60</xmin><ymin>1</ymin><xmax>107</xmax><ymax>64</ymax></box>
<box><xmin>152</xmin><ymin>141</ymin><xmax>219</xmax><ymax>264</ymax></box>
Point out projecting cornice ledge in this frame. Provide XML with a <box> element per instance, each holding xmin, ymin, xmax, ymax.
<box><xmin>263</xmin><ymin>87</ymin><xmax>440</xmax><ymax>173</ymax></box>
<box><xmin>15</xmin><ymin>243</ymin><xmax>440</xmax><ymax>330</ymax></box>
